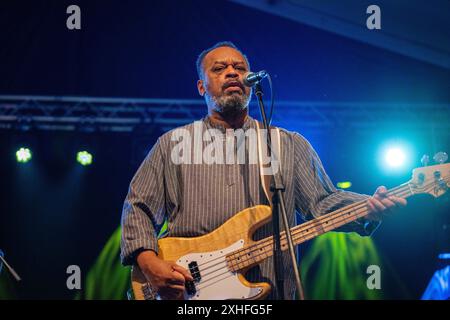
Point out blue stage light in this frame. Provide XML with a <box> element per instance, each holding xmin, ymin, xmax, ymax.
<box><xmin>384</xmin><ymin>147</ymin><xmax>406</xmax><ymax>168</ymax></box>
<box><xmin>378</xmin><ymin>141</ymin><xmax>413</xmax><ymax>173</ymax></box>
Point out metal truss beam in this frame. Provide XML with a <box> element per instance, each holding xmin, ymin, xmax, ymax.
<box><xmin>0</xmin><ymin>95</ymin><xmax>448</xmax><ymax>134</ymax></box>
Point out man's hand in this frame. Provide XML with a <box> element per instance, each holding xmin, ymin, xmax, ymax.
<box><xmin>366</xmin><ymin>186</ymin><xmax>407</xmax><ymax>221</ymax></box>
<box><xmin>136</xmin><ymin>250</ymin><xmax>193</xmax><ymax>300</ymax></box>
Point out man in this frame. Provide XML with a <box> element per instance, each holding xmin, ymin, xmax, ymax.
<box><xmin>120</xmin><ymin>41</ymin><xmax>407</xmax><ymax>300</ymax></box>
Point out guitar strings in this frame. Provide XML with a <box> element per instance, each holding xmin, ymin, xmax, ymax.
<box><xmin>195</xmin><ymin>200</ymin><xmax>394</xmax><ymax>291</ymax></box>
<box><xmin>193</xmin><ymin>183</ymin><xmax>411</xmax><ymax>282</ymax></box>
<box><xmin>192</xmin><ymin>185</ymin><xmax>412</xmax><ymax>288</ymax></box>
<box><xmin>228</xmin><ymin>180</ymin><xmax>430</xmax><ymax>267</ymax></box>
<box><xmin>195</xmin><ymin>183</ymin><xmax>408</xmax><ymax>272</ymax></box>
<box><xmin>190</xmin><ymin>176</ymin><xmax>448</xmax><ymax>292</ymax></box>
<box><xmin>196</xmin><ymin>181</ymin><xmax>443</xmax><ymax>292</ymax></box>
<box><xmin>198</xmin><ymin>173</ymin><xmax>448</xmax><ymax>290</ymax></box>
<box><xmin>195</xmin><ymin>187</ymin><xmax>414</xmax><ymax>291</ymax></box>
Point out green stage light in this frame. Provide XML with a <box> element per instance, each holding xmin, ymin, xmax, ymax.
<box><xmin>16</xmin><ymin>147</ymin><xmax>32</xmax><ymax>163</ymax></box>
<box><xmin>337</xmin><ymin>181</ymin><xmax>352</xmax><ymax>189</ymax></box>
<box><xmin>77</xmin><ymin>151</ymin><xmax>93</xmax><ymax>166</ymax></box>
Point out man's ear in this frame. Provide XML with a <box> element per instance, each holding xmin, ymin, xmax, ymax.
<box><xmin>197</xmin><ymin>79</ymin><xmax>205</xmax><ymax>97</ymax></box>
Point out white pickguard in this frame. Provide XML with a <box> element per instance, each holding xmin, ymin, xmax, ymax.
<box><xmin>176</xmin><ymin>240</ymin><xmax>263</xmax><ymax>300</ymax></box>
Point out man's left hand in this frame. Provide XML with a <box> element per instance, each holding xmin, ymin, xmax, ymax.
<box><xmin>366</xmin><ymin>186</ymin><xmax>407</xmax><ymax>221</ymax></box>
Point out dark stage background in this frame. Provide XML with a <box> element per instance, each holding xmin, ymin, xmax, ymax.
<box><xmin>0</xmin><ymin>0</ymin><xmax>448</xmax><ymax>299</ymax></box>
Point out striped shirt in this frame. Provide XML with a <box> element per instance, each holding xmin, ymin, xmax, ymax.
<box><xmin>120</xmin><ymin>115</ymin><xmax>378</xmax><ymax>299</ymax></box>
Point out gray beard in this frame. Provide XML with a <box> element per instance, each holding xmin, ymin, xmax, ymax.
<box><xmin>206</xmin><ymin>92</ymin><xmax>251</xmax><ymax>115</ymax></box>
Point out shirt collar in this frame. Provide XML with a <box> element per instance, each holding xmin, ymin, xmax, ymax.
<box><xmin>203</xmin><ymin>114</ymin><xmax>255</xmax><ymax>133</ymax></box>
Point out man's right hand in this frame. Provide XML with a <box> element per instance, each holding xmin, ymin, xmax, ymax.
<box><xmin>136</xmin><ymin>250</ymin><xmax>193</xmax><ymax>300</ymax></box>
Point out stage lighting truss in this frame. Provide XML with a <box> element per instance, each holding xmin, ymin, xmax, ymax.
<box><xmin>0</xmin><ymin>95</ymin><xmax>448</xmax><ymax>134</ymax></box>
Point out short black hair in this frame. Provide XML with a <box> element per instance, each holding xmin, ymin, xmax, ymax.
<box><xmin>196</xmin><ymin>41</ymin><xmax>250</xmax><ymax>79</ymax></box>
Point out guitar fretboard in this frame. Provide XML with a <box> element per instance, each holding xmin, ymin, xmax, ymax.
<box><xmin>226</xmin><ymin>183</ymin><xmax>415</xmax><ymax>272</ymax></box>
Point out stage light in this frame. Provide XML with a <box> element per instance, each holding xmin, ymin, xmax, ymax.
<box><xmin>377</xmin><ymin>141</ymin><xmax>413</xmax><ymax>174</ymax></box>
<box><xmin>438</xmin><ymin>253</ymin><xmax>450</xmax><ymax>260</ymax></box>
<box><xmin>16</xmin><ymin>147</ymin><xmax>32</xmax><ymax>163</ymax></box>
<box><xmin>77</xmin><ymin>151</ymin><xmax>93</xmax><ymax>166</ymax></box>
<box><xmin>384</xmin><ymin>147</ymin><xmax>406</xmax><ymax>168</ymax></box>
<box><xmin>336</xmin><ymin>181</ymin><xmax>352</xmax><ymax>189</ymax></box>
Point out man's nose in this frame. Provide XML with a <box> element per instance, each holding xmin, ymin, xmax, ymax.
<box><xmin>224</xmin><ymin>65</ymin><xmax>239</xmax><ymax>78</ymax></box>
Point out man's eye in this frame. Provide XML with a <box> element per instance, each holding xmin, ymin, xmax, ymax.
<box><xmin>213</xmin><ymin>67</ymin><xmax>224</xmax><ymax>72</ymax></box>
<box><xmin>236</xmin><ymin>67</ymin><xmax>246</xmax><ymax>71</ymax></box>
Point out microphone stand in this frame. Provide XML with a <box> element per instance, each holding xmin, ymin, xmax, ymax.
<box><xmin>254</xmin><ymin>81</ymin><xmax>305</xmax><ymax>300</ymax></box>
<box><xmin>0</xmin><ymin>250</ymin><xmax>22</xmax><ymax>282</ymax></box>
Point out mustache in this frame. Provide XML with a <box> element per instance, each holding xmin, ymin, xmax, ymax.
<box><xmin>222</xmin><ymin>80</ymin><xmax>245</xmax><ymax>91</ymax></box>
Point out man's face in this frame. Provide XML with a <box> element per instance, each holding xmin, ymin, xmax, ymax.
<box><xmin>197</xmin><ymin>46</ymin><xmax>252</xmax><ymax>115</ymax></box>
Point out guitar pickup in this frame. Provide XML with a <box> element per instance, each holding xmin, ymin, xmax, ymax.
<box><xmin>185</xmin><ymin>280</ymin><xmax>196</xmax><ymax>296</ymax></box>
<box><xmin>188</xmin><ymin>261</ymin><xmax>201</xmax><ymax>282</ymax></box>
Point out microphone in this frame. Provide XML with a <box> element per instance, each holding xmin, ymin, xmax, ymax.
<box><xmin>243</xmin><ymin>70</ymin><xmax>268</xmax><ymax>87</ymax></box>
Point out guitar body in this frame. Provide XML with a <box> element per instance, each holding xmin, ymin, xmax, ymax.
<box><xmin>131</xmin><ymin>205</ymin><xmax>273</xmax><ymax>300</ymax></box>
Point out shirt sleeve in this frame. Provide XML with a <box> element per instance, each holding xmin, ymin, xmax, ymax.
<box><xmin>120</xmin><ymin>138</ymin><xmax>166</xmax><ymax>265</ymax></box>
<box><xmin>292</xmin><ymin>133</ymin><xmax>380</xmax><ymax>236</ymax></box>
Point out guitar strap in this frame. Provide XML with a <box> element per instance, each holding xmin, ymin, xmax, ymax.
<box><xmin>255</xmin><ymin>120</ymin><xmax>282</xmax><ymax>207</ymax></box>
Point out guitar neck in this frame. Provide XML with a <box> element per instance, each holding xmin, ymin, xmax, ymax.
<box><xmin>226</xmin><ymin>182</ymin><xmax>414</xmax><ymax>272</ymax></box>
